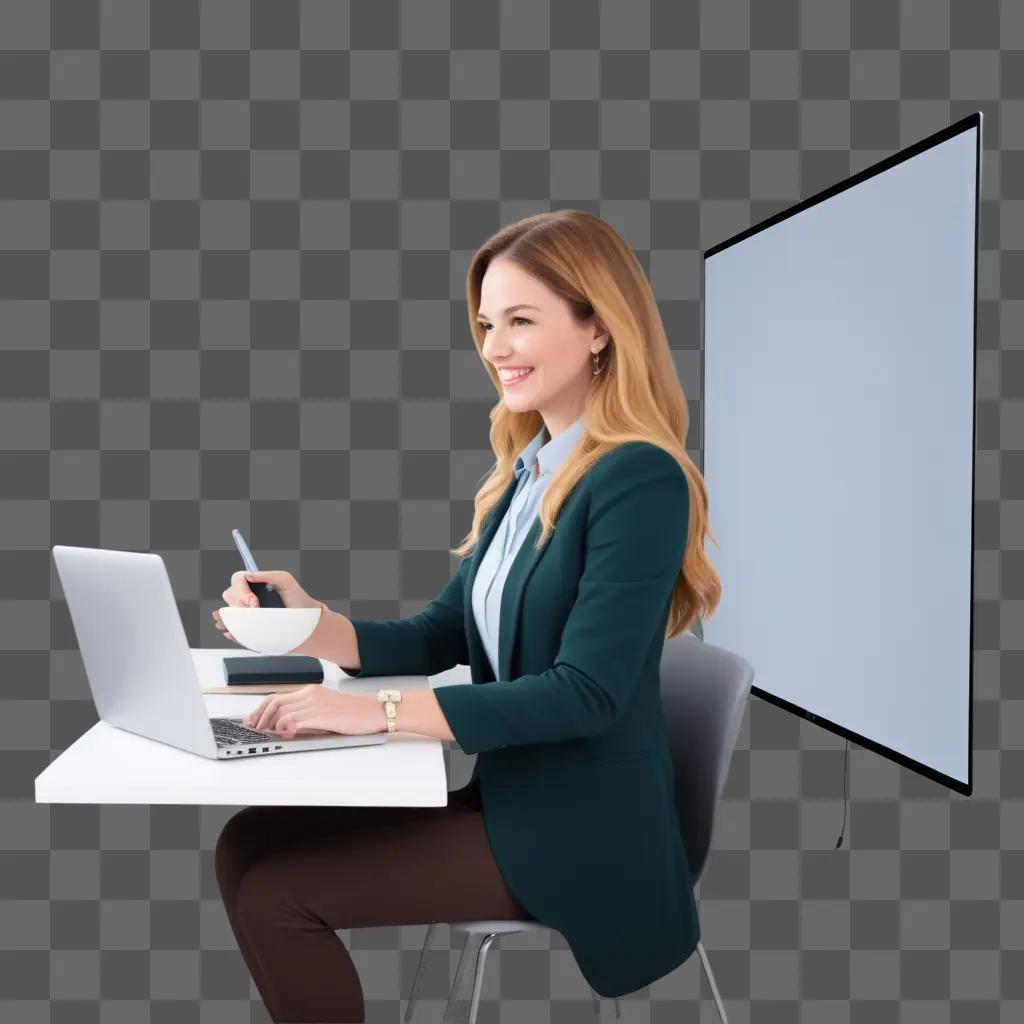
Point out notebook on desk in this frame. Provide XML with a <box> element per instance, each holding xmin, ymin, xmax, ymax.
<box><xmin>205</xmin><ymin>654</ymin><xmax>325</xmax><ymax>694</ymax></box>
<box><xmin>201</xmin><ymin>683</ymin><xmax>310</xmax><ymax>695</ymax></box>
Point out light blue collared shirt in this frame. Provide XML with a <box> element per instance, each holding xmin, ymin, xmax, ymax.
<box><xmin>471</xmin><ymin>414</ymin><xmax>586</xmax><ymax>680</ymax></box>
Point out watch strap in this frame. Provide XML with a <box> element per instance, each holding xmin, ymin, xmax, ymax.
<box><xmin>377</xmin><ymin>688</ymin><xmax>402</xmax><ymax>733</ymax></box>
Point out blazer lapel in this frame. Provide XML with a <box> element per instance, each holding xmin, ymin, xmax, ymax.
<box><xmin>463</xmin><ymin>473</ymin><xmax>550</xmax><ymax>683</ymax></box>
<box><xmin>496</xmin><ymin>514</ymin><xmax>546</xmax><ymax>682</ymax></box>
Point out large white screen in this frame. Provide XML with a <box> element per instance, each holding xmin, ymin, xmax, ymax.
<box><xmin>701</xmin><ymin>121</ymin><xmax>978</xmax><ymax>790</ymax></box>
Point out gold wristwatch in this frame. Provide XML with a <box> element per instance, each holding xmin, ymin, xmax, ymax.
<box><xmin>377</xmin><ymin>689</ymin><xmax>403</xmax><ymax>733</ymax></box>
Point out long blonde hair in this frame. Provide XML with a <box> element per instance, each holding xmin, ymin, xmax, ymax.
<box><xmin>451</xmin><ymin>209</ymin><xmax>720</xmax><ymax>637</ymax></box>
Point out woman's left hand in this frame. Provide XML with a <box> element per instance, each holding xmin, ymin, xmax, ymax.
<box><xmin>243</xmin><ymin>686</ymin><xmax>384</xmax><ymax>738</ymax></box>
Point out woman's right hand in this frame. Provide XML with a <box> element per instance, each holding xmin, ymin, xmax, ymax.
<box><xmin>212</xmin><ymin>570</ymin><xmax>321</xmax><ymax>644</ymax></box>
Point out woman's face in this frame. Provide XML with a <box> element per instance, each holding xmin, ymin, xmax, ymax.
<box><xmin>477</xmin><ymin>257</ymin><xmax>606</xmax><ymax>436</ymax></box>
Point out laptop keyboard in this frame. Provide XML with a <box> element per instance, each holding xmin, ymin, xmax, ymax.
<box><xmin>211</xmin><ymin>717</ymin><xmax>280</xmax><ymax>748</ymax></box>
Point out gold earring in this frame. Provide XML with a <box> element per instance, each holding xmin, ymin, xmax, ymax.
<box><xmin>592</xmin><ymin>350</ymin><xmax>605</xmax><ymax>375</ymax></box>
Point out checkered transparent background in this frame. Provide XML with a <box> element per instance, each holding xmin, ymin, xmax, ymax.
<box><xmin>1</xmin><ymin>1</ymin><xmax>1022</xmax><ymax>1021</ymax></box>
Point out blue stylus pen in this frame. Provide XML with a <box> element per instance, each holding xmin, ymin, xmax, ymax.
<box><xmin>231</xmin><ymin>529</ymin><xmax>285</xmax><ymax>608</ymax></box>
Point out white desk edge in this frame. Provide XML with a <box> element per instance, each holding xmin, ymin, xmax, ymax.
<box><xmin>34</xmin><ymin>650</ymin><xmax>473</xmax><ymax>808</ymax></box>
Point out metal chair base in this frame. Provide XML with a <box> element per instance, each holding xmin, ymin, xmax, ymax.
<box><xmin>403</xmin><ymin>922</ymin><xmax>727</xmax><ymax>1024</ymax></box>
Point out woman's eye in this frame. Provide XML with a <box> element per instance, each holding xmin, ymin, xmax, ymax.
<box><xmin>478</xmin><ymin>318</ymin><xmax>529</xmax><ymax>331</ymax></box>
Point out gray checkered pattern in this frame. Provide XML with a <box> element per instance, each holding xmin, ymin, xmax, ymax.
<box><xmin>0</xmin><ymin>0</ymin><xmax>1019</xmax><ymax>1021</ymax></box>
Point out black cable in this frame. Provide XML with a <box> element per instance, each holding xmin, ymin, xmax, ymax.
<box><xmin>835</xmin><ymin>738</ymin><xmax>849</xmax><ymax>848</ymax></box>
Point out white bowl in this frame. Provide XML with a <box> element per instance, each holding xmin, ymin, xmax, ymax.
<box><xmin>218</xmin><ymin>606</ymin><xmax>323</xmax><ymax>656</ymax></box>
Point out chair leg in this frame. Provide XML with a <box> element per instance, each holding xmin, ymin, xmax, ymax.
<box><xmin>443</xmin><ymin>930</ymin><xmax>498</xmax><ymax>1024</ymax></box>
<box><xmin>403</xmin><ymin>921</ymin><xmax>437</xmax><ymax>1023</ymax></box>
<box><xmin>467</xmin><ymin>933</ymin><xmax>497</xmax><ymax>1024</ymax></box>
<box><xmin>696</xmin><ymin>940</ymin><xmax>728</xmax><ymax>1023</ymax></box>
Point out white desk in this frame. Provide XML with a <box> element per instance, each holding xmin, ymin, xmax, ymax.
<box><xmin>34</xmin><ymin>649</ymin><xmax>472</xmax><ymax>809</ymax></box>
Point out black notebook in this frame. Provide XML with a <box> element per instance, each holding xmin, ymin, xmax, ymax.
<box><xmin>222</xmin><ymin>655</ymin><xmax>324</xmax><ymax>685</ymax></box>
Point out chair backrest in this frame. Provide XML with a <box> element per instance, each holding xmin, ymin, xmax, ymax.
<box><xmin>659</xmin><ymin>631</ymin><xmax>753</xmax><ymax>885</ymax></box>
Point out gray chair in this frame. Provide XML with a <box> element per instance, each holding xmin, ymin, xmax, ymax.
<box><xmin>404</xmin><ymin>630</ymin><xmax>754</xmax><ymax>1024</ymax></box>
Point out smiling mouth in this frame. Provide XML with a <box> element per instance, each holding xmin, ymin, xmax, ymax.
<box><xmin>500</xmin><ymin>368</ymin><xmax>534</xmax><ymax>386</ymax></box>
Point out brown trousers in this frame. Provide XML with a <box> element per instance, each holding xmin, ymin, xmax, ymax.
<box><xmin>214</xmin><ymin>780</ymin><xmax>536</xmax><ymax>1023</ymax></box>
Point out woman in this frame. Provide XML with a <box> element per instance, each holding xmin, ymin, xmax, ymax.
<box><xmin>212</xmin><ymin>209</ymin><xmax>721</xmax><ymax>1023</ymax></box>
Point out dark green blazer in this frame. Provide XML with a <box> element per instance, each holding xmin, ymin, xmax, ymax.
<box><xmin>343</xmin><ymin>441</ymin><xmax>701</xmax><ymax>998</ymax></box>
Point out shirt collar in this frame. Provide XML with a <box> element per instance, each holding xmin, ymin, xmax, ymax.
<box><xmin>514</xmin><ymin>414</ymin><xmax>586</xmax><ymax>482</ymax></box>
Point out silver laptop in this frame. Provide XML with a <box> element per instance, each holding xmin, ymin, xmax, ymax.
<box><xmin>52</xmin><ymin>545</ymin><xmax>389</xmax><ymax>760</ymax></box>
